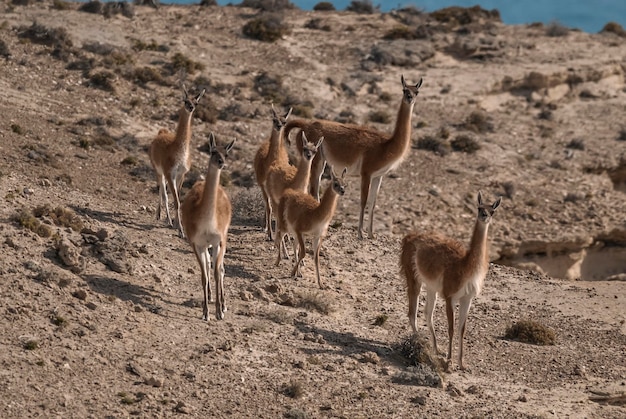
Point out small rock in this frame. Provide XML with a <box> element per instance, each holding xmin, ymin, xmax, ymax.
<box><xmin>127</xmin><ymin>361</ymin><xmax>146</xmax><ymax>378</ymax></box>
<box><xmin>517</xmin><ymin>394</ymin><xmax>528</xmax><ymax>402</ymax></box>
<box><xmin>360</xmin><ymin>351</ymin><xmax>380</xmax><ymax>364</ymax></box>
<box><xmin>41</xmin><ymin>178</ymin><xmax>52</xmax><ymax>187</ymax></box>
<box><xmin>145</xmin><ymin>376</ymin><xmax>164</xmax><ymax>388</ymax></box>
<box><xmin>239</xmin><ymin>290</ymin><xmax>253</xmax><ymax>301</ymax></box>
<box><xmin>23</xmin><ymin>187</ymin><xmax>34</xmax><ymax>196</ymax></box>
<box><xmin>96</xmin><ymin>228</ymin><xmax>109</xmax><ymax>241</ymax></box>
<box><xmin>174</xmin><ymin>401</ymin><xmax>191</xmax><ymax>414</ymax></box>
<box><xmin>57</xmin><ymin>238</ymin><xmax>82</xmax><ymax>269</ymax></box>
<box><xmin>85</xmin><ymin>302</ymin><xmax>97</xmax><ymax>310</ymax></box>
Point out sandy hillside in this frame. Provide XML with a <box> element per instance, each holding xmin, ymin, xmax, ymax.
<box><xmin>0</xmin><ymin>2</ymin><xmax>625</xmax><ymax>418</ymax></box>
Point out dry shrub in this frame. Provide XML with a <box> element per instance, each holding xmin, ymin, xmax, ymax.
<box><xmin>129</xmin><ymin>66</ymin><xmax>165</xmax><ymax>85</ymax></box>
<box><xmin>131</xmin><ymin>38</ymin><xmax>169</xmax><ymax>52</ymax></box>
<box><xmin>282</xmin><ymin>379</ymin><xmax>305</xmax><ymax>399</ymax></box>
<box><xmin>369</xmin><ymin>110</ymin><xmax>391</xmax><ymax>124</ymax></box>
<box><xmin>18</xmin><ymin>22</ymin><xmax>73</xmax><ymax>56</ymax></box>
<box><xmin>546</xmin><ymin>20</ymin><xmax>569</xmax><ymax>37</ymax></box>
<box><xmin>253</xmin><ymin>72</ymin><xmax>287</xmax><ymax>103</ymax></box>
<box><xmin>296</xmin><ymin>291</ymin><xmax>333</xmax><ymax>315</ymax></box>
<box><xmin>313</xmin><ymin>1</ymin><xmax>334</xmax><ymax>11</ymax></box>
<box><xmin>87</xmin><ymin>71</ymin><xmax>116</xmax><ymax>92</ymax></box>
<box><xmin>200</xmin><ymin>0</ymin><xmax>217</xmax><ymax>5</ymax></box>
<box><xmin>304</xmin><ymin>18</ymin><xmax>331</xmax><ymax>31</ymax></box>
<box><xmin>601</xmin><ymin>21</ymin><xmax>626</xmax><ymax>37</ymax></box>
<box><xmin>103</xmin><ymin>1</ymin><xmax>135</xmax><ymax>19</ymax></box>
<box><xmin>12</xmin><ymin>208</ymin><xmax>54</xmax><ymax>238</ymax></box>
<box><xmin>414</xmin><ymin>136</ymin><xmax>450</xmax><ymax>156</ymax></box>
<box><xmin>231</xmin><ymin>187</ymin><xmax>264</xmax><ymax>226</ymax></box>
<box><xmin>451</xmin><ymin>134</ymin><xmax>480</xmax><ymax>153</ymax></box>
<box><xmin>430</xmin><ymin>5</ymin><xmax>500</xmax><ymax>25</ymax></box>
<box><xmin>394</xmin><ymin>334</ymin><xmax>442</xmax><ymax>387</ymax></box>
<box><xmin>33</xmin><ymin>204</ymin><xmax>84</xmax><ymax>231</ymax></box>
<box><xmin>52</xmin><ymin>0</ymin><xmax>72</xmax><ymax>10</ymax></box>
<box><xmin>504</xmin><ymin>319</ymin><xmax>556</xmax><ymax>345</ymax></box>
<box><xmin>346</xmin><ymin>0</ymin><xmax>377</xmax><ymax>14</ymax></box>
<box><xmin>242</xmin><ymin>13</ymin><xmax>290</xmax><ymax>42</ymax></box>
<box><xmin>169</xmin><ymin>52</ymin><xmax>204</xmax><ymax>75</ymax></box>
<box><xmin>195</xmin><ymin>99</ymin><xmax>219</xmax><ymax>123</ymax></box>
<box><xmin>383</xmin><ymin>25</ymin><xmax>417</xmax><ymax>40</ymax></box>
<box><xmin>462</xmin><ymin>110</ymin><xmax>493</xmax><ymax>133</ymax></box>
<box><xmin>617</xmin><ymin>129</ymin><xmax>626</xmax><ymax>142</ymax></box>
<box><xmin>238</xmin><ymin>0</ymin><xmax>295</xmax><ymax>12</ymax></box>
<box><xmin>78</xmin><ymin>0</ymin><xmax>103</xmax><ymax>14</ymax></box>
<box><xmin>82</xmin><ymin>41</ymin><xmax>116</xmax><ymax>56</ymax></box>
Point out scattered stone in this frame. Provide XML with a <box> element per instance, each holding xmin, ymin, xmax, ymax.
<box><xmin>57</xmin><ymin>238</ymin><xmax>83</xmax><ymax>270</ymax></box>
<box><xmin>85</xmin><ymin>302</ymin><xmax>97</xmax><ymax>310</ymax></box>
<box><xmin>145</xmin><ymin>376</ymin><xmax>164</xmax><ymax>387</ymax></box>
<box><xmin>359</xmin><ymin>351</ymin><xmax>380</xmax><ymax>364</ymax></box>
<box><xmin>446</xmin><ymin>381</ymin><xmax>464</xmax><ymax>397</ymax></box>
<box><xmin>174</xmin><ymin>401</ymin><xmax>191</xmax><ymax>414</ymax></box>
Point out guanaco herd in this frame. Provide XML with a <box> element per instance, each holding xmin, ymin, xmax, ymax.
<box><xmin>148</xmin><ymin>75</ymin><xmax>503</xmax><ymax>370</ymax></box>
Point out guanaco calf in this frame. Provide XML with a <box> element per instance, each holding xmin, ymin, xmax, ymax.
<box><xmin>180</xmin><ymin>133</ymin><xmax>235</xmax><ymax>321</ymax></box>
<box><xmin>266</xmin><ymin>133</ymin><xmax>324</xmax><ymax>259</ymax></box>
<box><xmin>275</xmin><ymin>166</ymin><xmax>347</xmax><ymax>289</ymax></box>
<box><xmin>253</xmin><ymin>105</ymin><xmax>292</xmax><ymax>241</ymax></box>
<box><xmin>284</xmin><ymin>75</ymin><xmax>423</xmax><ymax>239</ymax></box>
<box><xmin>399</xmin><ymin>192</ymin><xmax>502</xmax><ymax>370</ymax></box>
<box><xmin>149</xmin><ymin>85</ymin><xmax>205</xmax><ymax>237</ymax></box>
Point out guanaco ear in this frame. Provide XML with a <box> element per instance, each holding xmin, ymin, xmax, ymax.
<box><xmin>492</xmin><ymin>196</ymin><xmax>502</xmax><ymax>211</ymax></box>
<box><xmin>225</xmin><ymin>139</ymin><xmax>235</xmax><ymax>155</ymax></box>
<box><xmin>208</xmin><ymin>132</ymin><xmax>216</xmax><ymax>152</ymax></box>
<box><xmin>270</xmin><ymin>103</ymin><xmax>278</xmax><ymax>118</ymax></box>
<box><xmin>300</xmin><ymin>131</ymin><xmax>308</xmax><ymax>148</ymax></box>
<box><xmin>182</xmin><ymin>83</ymin><xmax>189</xmax><ymax>100</ymax></box>
<box><xmin>477</xmin><ymin>191</ymin><xmax>483</xmax><ymax>206</ymax></box>
<box><xmin>284</xmin><ymin>107</ymin><xmax>293</xmax><ymax>120</ymax></box>
<box><xmin>328</xmin><ymin>165</ymin><xmax>335</xmax><ymax>179</ymax></box>
<box><xmin>401</xmin><ymin>74</ymin><xmax>406</xmax><ymax>88</ymax></box>
<box><xmin>415</xmin><ymin>77</ymin><xmax>423</xmax><ymax>89</ymax></box>
<box><xmin>195</xmin><ymin>89</ymin><xmax>205</xmax><ymax>102</ymax></box>
<box><xmin>341</xmin><ymin>167</ymin><xmax>347</xmax><ymax>179</ymax></box>
<box><xmin>315</xmin><ymin>136</ymin><xmax>324</xmax><ymax>149</ymax></box>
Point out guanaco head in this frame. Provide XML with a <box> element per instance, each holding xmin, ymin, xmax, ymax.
<box><xmin>400</xmin><ymin>75</ymin><xmax>423</xmax><ymax>105</ymax></box>
<box><xmin>329</xmin><ymin>166</ymin><xmax>348</xmax><ymax>196</ymax></box>
<box><xmin>207</xmin><ymin>132</ymin><xmax>235</xmax><ymax>170</ymax></box>
<box><xmin>182</xmin><ymin>84</ymin><xmax>206</xmax><ymax>113</ymax></box>
<box><xmin>477</xmin><ymin>191</ymin><xmax>502</xmax><ymax>224</ymax></box>
<box><xmin>270</xmin><ymin>104</ymin><xmax>293</xmax><ymax>132</ymax></box>
<box><xmin>300</xmin><ymin>132</ymin><xmax>324</xmax><ymax>162</ymax></box>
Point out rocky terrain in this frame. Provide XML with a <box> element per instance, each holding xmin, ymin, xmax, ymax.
<box><xmin>0</xmin><ymin>1</ymin><xmax>625</xmax><ymax>417</ymax></box>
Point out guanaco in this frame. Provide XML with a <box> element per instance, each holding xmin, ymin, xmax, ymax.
<box><xmin>399</xmin><ymin>192</ymin><xmax>502</xmax><ymax>370</ymax></box>
<box><xmin>149</xmin><ymin>85</ymin><xmax>205</xmax><ymax>237</ymax></box>
<box><xmin>180</xmin><ymin>132</ymin><xmax>235</xmax><ymax>321</ymax></box>
<box><xmin>284</xmin><ymin>75</ymin><xmax>423</xmax><ymax>239</ymax></box>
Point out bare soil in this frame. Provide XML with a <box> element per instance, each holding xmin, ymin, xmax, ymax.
<box><xmin>1</xmin><ymin>2</ymin><xmax>625</xmax><ymax>418</ymax></box>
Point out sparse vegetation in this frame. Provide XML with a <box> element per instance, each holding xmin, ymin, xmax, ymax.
<box><xmin>242</xmin><ymin>13</ymin><xmax>290</xmax><ymax>42</ymax></box>
<box><xmin>346</xmin><ymin>0</ymin><xmax>376</xmax><ymax>14</ymax></box>
<box><xmin>504</xmin><ymin>319</ymin><xmax>556</xmax><ymax>345</ymax></box>
<box><xmin>78</xmin><ymin>0</ymin><xmax>103</xmax><ymax>14</ymax></box>
<box><xmin>304</xmin><ymin>18</ymin><xmax>331</xmax><ymax>31</ymax></box>
<box><xmin>313</xmin><ymin>1</ymin><xmax>334</xmax><ymax>11</ymax></box>
<box><xmin>368</xmin><ymin>110</ymin><xmax>391</xmax><ymax>124</ymax></box>
<box><xmin>24</xmin><ymin>339</ymin><xmax>39</xmax><ymax>350</ymax></box>
<box><xmin>461</xmin><ymin>110</ymin><xmax>493</xmax><ymax>133</ymax></box>
<box><xmin>600</xmin><ymin>21</ymin><xmax>626</xmax><ymax>37</ymax></box>
<box><xmin>12</xmin><ymin>208</ymin><xmax>54</xmax><ymax>238</ymax></box>
<box><xmin>52</xmin><ymin>0</ymin><xmax>72</xmax><ymax>10</ymax></box>
<box><xmin>169</xmin><ymin>52</ymin><xmax>204</xmax><ymax>75</ymax></box>
<box><xmin>238</xmin><ymin>0</ymin><xmax>295</xmax><ymax>12</ymax></box>
<box><xmin>11</xmin><ymin>124</ymin><xmax>24</xmax><ymax>135</ymax></box>
<box><xmin>282</xmin><ymin>379</ymin><xmax>305</xmax><ymax>399</ymax></box>
<box><xmin>296</xmin><ymin>291</ymin><xmax>333</xmax><ymax>315</ymax></box>
<box><xmin>131</xmin><ymin>38</ymin><xmax>169</xmax><ymax>52</ymax></box>
<box><xmin>17</xmin><ymin>22</ymin><xmax>74</xmax><ymax>60</ymax></box>
<box><xmin>546</xmin><ymin>20</ymin><xmax>569</xmax><ymax>37</ymax></box>
<box><xmin>501</xmin><ymin>181</ymin><xmax>515</xmax><ymax>199</ymax></box>
<box><xmin>51</xmin><ymin>314</ymin><xmax>68</xmax><ymax>327</ymax></box>
<box><xmin>414</xmin><ymin>135</ymin><xmax>450</xmax><ymax>156</ymax></box>
<box><xmin>617</xmin><ymin>129</ymin><xmax>626</xmax><ymax>142</ymax></box>
<box><xmin>33</xmin><ymin>204</ymin><xmax>84</xmax><ymax>231</ymax></box>
<box><xmin>451</xmin><ymin>134</ymin><xmax>481</xmax><ymax>153</ymax></box>
<box><xmin>87</xmin><ymin>71</ymin><xmax>116</xmax><ymax>92</ymax></box>
<box><xmin>383</xmin><ymin>25</ymin><xmax>416</xmax><ymax>40</ymax></box>
<box><xmin>0</xmin><ymin>39</ymin><xmax>10</xmax><ymax>58</ymax></box>
<box><xmin>373</xmin><ymin>314</ymin><xmax>388</xmax><ymax>326</ymax></box>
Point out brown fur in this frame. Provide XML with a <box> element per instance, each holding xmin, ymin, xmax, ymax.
<box><xmin>253</xmin><ymin>106</ymin><xmax>292</xmax><ymax>241</ymax></box>
<box><xmin>149</xmin><ymin>87</ymin><xmax>205</xmax><ymax>237</ymax></box>
<box><xmin>275</xmin><ymin>168</ymin><xmax>347</xmax><ymax>289</ymax></box>
<box><xmin>180</xmin><ymin>133</ymin><xmax>234</xmax><ymax>321</ymax></box>
<box><xmin>284</xmin><ymin>75</ymin><xmax>423</xmax><ymax>239</ymax></box>
<box><xmin>399</xmin><ymin>192</ymin><xmax>502</xmax><ymax>370</ymax></box>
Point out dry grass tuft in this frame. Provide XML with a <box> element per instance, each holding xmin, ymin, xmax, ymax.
<box><xmin>243</xmin><ymin>13</ymin><xmax>290</xmax><ymax>42</ymax></box>
<box><xmin>394</xmin><ymin>334</ymin><xmax>443</xmax><ymax>387</ymax></box>
<box><xmin>601</xmin><ymin>21</ymin><xmax>626</xmax><ymax>37</ymax></box>
<box><xmin>296</xmin><ymin>291</ymin><xmax>334</xmax><ymax>315</ymax></box>
<box><xmin>451</xmin><ymin>134</ymin><xmax>481</xmax><ymax>153</ymax></box>
<box><xmin>12</xmin><ymin>208</ymin><xmax>54</xmax><ymax>238</ymax></box>
<box><xmin>282</xmin><ymin>379</ymin><xmax>305</xmax><ymax>399</ymax></box>
<box><xmin>313</xmin><ymin>1</ymin><xmax>334</xmax><ymax>11</ymax></box>
<box><xmin>346</xmin><ymin>0</ymin><xmax>376</xmax><ymax>14</ymax></box>
<box><xmin>414</xmin><ymin>136</ymin><xmax>450</xmax><ymax>156</ymax></box>
<box><xmin>504</xmin><ymin>319</ymin><xmax>556</xmax><ymax>345</ymax></box>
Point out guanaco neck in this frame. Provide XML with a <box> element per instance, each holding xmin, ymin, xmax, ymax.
<box><xmin>267</xmin><ymin>127</ymin><xmax>285</xmax><ymax>162</ymax></box>
<box><xmin>290</xmin><ymin>156</ymin><xmax>314</xmax><ymax>191</ymax></box>
<box><xmin>199</xmin><ymin>164</ymin><xmax>222</xmax><ymax>219</ymax></box>
<box><xmin>465</xmin><ymin>220</ymin><xmax>490</xmax><ymax>273</ymax></box>
<box><xmin>174</xmin><ymin>107</ymin><xmax>194</xmax><ymax>150</ymax></box>
<box><xmin>386</xmin><ymin>99</ymin><xmax>415</xmax><ymax>156</ymax></box>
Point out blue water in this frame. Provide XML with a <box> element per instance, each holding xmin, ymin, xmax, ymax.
<box><xmin>163</xmin><ymin>0</ymin><xmax>626</xmax><ymax>34</ymax></box>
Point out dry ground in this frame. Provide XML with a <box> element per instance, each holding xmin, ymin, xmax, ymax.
<box><xmin>0</xmin><ymin>2</ymin><xmax>625</xmax><ymax>418</ymax></box>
